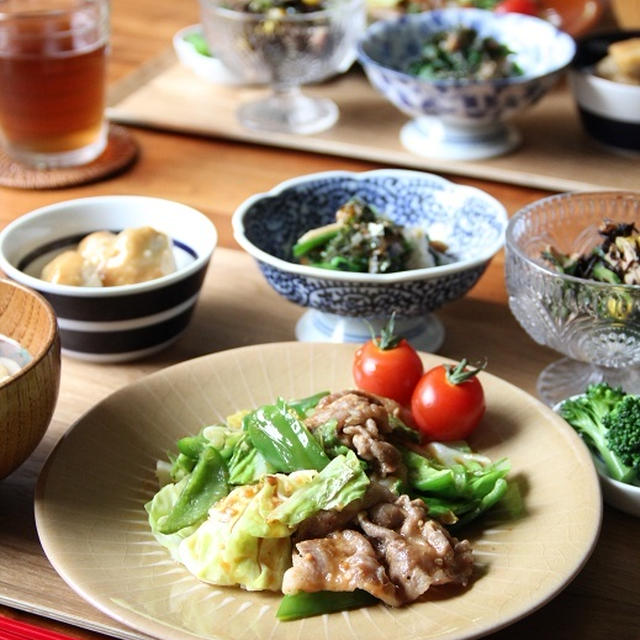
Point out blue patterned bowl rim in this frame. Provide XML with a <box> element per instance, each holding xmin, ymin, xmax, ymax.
<box><xmin>232</xmin><ymin>168</ymin><xmax>508</xmax><ymax>283</ymax></box>
<box><xmin>357</xmin><ymin>8</ymin><xmax>576</xmax><ymax>88</ymax></box>
<box><xmin>505</xmin><ymin>190</ymin><xmax>640</xmax><ymax>290</ymax></box>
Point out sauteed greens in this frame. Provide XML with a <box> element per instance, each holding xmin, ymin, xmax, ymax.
<box><xmin>406</xmin><ymin>26</ymin><xmax>523</xmax><ymax>81</ymax></box>
<box><xmin>292</xmin><ymin>198</ymin><xmax>453</xmax><ymax>273</ymax></box>
<box><xmin>147</xmin><ymin>390</ymin><xmax>514</xmax><ymax>619</ymax></box>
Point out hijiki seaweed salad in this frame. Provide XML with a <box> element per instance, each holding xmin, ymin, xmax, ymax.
<box><xmin>146</xmin><ymin>376</ymin><xmax>515</xmax><ymax>619</ymax></box>
<box><xmin>542</xmin><ymin>221</ymin><xmax>640</xmax><ymax>285</ymax></box>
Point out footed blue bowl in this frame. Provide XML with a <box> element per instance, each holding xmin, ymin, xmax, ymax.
<box><xmin>232</xmin><ymin>169</ymin><xmax>507</xmax><ymax>350</ymax></box>
<box><xmin>357</xmin><ymin>8</ymin><xmax>575</xmax><ymax>160</ymax></box>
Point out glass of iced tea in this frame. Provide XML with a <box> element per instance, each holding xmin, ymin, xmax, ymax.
<box><xmin>0</xmin><ymin>0</ymin><xmax>109</xmax><ymax>169</ymax></box>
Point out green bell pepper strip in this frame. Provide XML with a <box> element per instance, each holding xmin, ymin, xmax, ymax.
<box><xmin>176</xmin><ymin>434</ymin><xmax>208</xmax><ymax>459</ymax></box>
<box><xmin>159</xmin><ymin>446</ymin><xmax>228</xmax><ymax>534</ymax></box>
<box><xmin>169</xmin><ymin>452</ymin><xmax>196</xmax><ymax>482</ymax></box>
<box><xmin>244</xmin><ymin>398</ymin><xmax>329</xmax><ymax>473</ymax></box>
<box><xmin>276</xmin><ymin>590</ymin><xmax>378</xmax><ymax>621</ymax></box>
<box><xmin>287</xmin><ymin>391</ymin><xmax>329</xmax><ymax>418</ymax></box>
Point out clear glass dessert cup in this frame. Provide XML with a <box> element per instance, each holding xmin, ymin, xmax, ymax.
<box><xmin>505</xmin><ymin>192</ymin><xmax>640</xmax><ymax>407</ymax></box>
<box><xmin>199</xmin><ymin>0</ymin><xmax>364</xmax><ymax>134</ymax></box>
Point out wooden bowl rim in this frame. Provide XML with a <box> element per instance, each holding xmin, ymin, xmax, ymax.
<box><xmin>0</xmin><ymin>278</ymin><xmax>59</xmax><ymax>390</ymax></box>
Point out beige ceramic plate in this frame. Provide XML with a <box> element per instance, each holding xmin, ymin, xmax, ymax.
<box><xmin>35</xmin><ymin>342</ymin><xmax>601</xmax><ymax>640</ymax></box>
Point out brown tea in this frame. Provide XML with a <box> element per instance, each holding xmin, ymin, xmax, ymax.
<box><xmin>0</xmin><ymin>43</ymin><xmax>107</xmax><ymax>154</ymax></box>
<box><xmin>0</xmin><ymin>1</ymin><xmax>109</xmax><ymax>167</ymax></box>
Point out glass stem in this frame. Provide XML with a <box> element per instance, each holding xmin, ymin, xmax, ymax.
<box><xmin>272</xmin><ymin>85</ymin><xmax>301</xmax><ymax>104</ymax></box>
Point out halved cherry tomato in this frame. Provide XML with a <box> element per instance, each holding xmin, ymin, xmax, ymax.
<box><xmin>353</xmin><ymin>315</ymin><xmax>423</xmax><ymax>407</ymax></box>
<box><xmin>411</xmin><ymin>358</ymin><xmax>486</xmax><ymax>441</ymax></box>
<box><xmin>494</xmin><ymin>0</ymin><xmax>539</xmax><ymax>16</ymax></box>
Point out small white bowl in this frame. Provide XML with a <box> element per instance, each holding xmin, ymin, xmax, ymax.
<box><xmin>554</xmin><ymin>398</ymin><xmax>640</xmax><ymax>517</ymax></box>
<box><xmin>569</xmin><ymin>29</ymin><xmax>640</xmax><ymax>154</ymax></box>
<box><xmin>594</xmin><ymin>461</ymin><xmax>640</xmax><ymax>517</ymax></box>
<box><xmin>173</xmin><ymin>24</ymin><xmax>266</xmax><ymax>85</ymax></box>
<box><xmin>0</xmin><ymin>196</ymin><xmax>217</xmax><ymax>362</ymax></box>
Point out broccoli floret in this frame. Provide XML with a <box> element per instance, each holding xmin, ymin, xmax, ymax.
<box><xmin>559</xmin><ymin>383</ymin><xmax>634</xmax><ymax>483</ymax></box>
<box><xmin>603</xmin><ymin>395</ymin><xmax>640</xmax><ymax>481</ymax></box>
<box><xmin>585</xmin><ymin>382</ymin><xmax>626</xmax><ymax>421</ymax></box>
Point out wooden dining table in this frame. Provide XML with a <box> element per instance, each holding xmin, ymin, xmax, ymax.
<box><xmin>0</xmin><ymin>1</ymin><xmax>638</xmax><ymax>639</ymax></box>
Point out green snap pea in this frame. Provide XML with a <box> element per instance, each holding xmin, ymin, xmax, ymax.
<box><xmin>276</xmin><ymin>590</ymin><xmax>378</xmax><ymax>621</ymax></box>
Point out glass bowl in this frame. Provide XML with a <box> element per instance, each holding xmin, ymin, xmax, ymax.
<box><xmin>505</xmin><ymin>191</ymin><xmax>640</xmax><ymax>406</ymax></box>
<box><xmin>198</xmin><ymin>0</ymin><xmax>365</xmax><ymax>134</ymax></box>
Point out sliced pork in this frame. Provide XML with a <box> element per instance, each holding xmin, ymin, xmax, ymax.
<box><xmin>358</xmin><ymin>495</ymin><xmax>473</xmax><ymax>602</ymax></box>
<box><xmin>284</xmin><ymin>494</ymin><xmax>473</xmax><ymax>607</ymax></box>
<box><xmin>294</xmin><ymin>482</ymin><xmax>397</xmax><ymax>542</ymax></box>
<box><xmin>282</xmin><ymin>529</ymin><xmax>402</xmax><ymax>606</ymax></box>
<box><xmin>305</xmin><ymin>390</ymin><xmax>404</xmax><ymax>477</ymax></box>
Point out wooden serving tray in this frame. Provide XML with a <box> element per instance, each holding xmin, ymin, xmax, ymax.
<box><xmin>107</xmin><ymin>49</ymin><xmax>638</xmax><ymax>193</ymax></box>
<box><xmin>0</xmin><ymin>248</ymin><xmax>636</xmax><ymax>640</ymax></box>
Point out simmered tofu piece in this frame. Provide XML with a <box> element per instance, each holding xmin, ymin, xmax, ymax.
<box><xmin>609</xmin><ymin>38</ymin><xmax>640</xmax><ymax>82</ymax></box>
<box><xmin>77</xmin><ymin>231</ymin><xmax>118</xmax><ymax>267</ymax></box>
<box><xmin>40</xmin><ymin>226</ymin><xmax>177</xmax><ymax>287</ymax></box>
<box><xmin>100</xmin><ymin>227</ymin><xmax>176</xmax><ymax>286</ymax></box>
<box><xmin>40</xmin><ymin>250</ymin><xmax>103</xmax><ymax>287</ymax></box>
<box><xmin>596</xmin><ymin>38</ymin><xmax>640</xmax><ymax>85</ymax></box>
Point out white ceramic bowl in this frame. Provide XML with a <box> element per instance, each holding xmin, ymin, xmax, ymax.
<box><xmin>569</xmin><ymin>29</ymin><xmax>640</xmax><ymax>154</ymax></box>
<box><xmin>232</xmin><ymin>168</ymin><xmax>507</xmax><ymax>349</ymax></box>
<box><xmin>0</xmin><ymin>196</ymin><xmax>217</xmax><ymax>362</ymax></box>
<box><xmin>554</xmin><ymin>398</ymin><xmax>640</xmax><ymax>518</ymax></box>
<box><xmin>596</xmin><ymin>464</ymin><xmax>640</xmax><ymax>517</ymax></box>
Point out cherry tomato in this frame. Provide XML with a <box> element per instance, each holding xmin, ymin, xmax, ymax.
<box><xmin>494</xmin><ymin>0</ymin><xmax>539</xmax><ymax>15</ymax></box>
<box><xmin>353</xmin><ymin>316</ymin><xmax>423</xmax><ymax>406</ymax></box>
<box><xmin>411</xmin><ymin>359</ymin><xmax>486</xmax><ymax>441</ymax></box>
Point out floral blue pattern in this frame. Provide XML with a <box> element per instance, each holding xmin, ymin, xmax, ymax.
<box><xmin>233</xmin><ymin>169</ymin><xmax>507</xmax><ymax>317</ymax></box>
<box><xmin>357</xmin><ymin>8</ymin><xmax>575</xmax><ymax>123</ymax></box>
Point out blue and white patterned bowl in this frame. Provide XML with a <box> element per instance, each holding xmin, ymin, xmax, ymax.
<box><xmin>357</xmin><ymin>9</ymin><xmax>576</xmax><ymax>159</ymax></box>
<box><xmin>233</xmin><ymin>169</ymin><xmax>507</xmax><ymax>348</ymax></box>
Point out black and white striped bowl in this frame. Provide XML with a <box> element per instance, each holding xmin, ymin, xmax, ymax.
<box><xmin>569</xmin><ymin>30</ymin><xmax>640</xmax><ymax>154</ymax></box>
<box><xmin>0</xmin><ymin>196</ymin><xmax>217</xmax><ymax>362</ymax></box>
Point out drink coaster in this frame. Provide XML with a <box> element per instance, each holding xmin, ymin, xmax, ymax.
<box><xmin>0</xmin><ymin>124</ymin><xmax>138</xmax><ymax>190</ymax></box>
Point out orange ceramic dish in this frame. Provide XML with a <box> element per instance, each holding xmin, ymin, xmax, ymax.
<box><xmin>368</xmin><ymin>0</ymin><xmax>605</xmax><ymax>38</ymax></box>
<box><xmin>539</xmin><ymin>0</ymin><xmax>606</xmax><ymax>38</ymax></box>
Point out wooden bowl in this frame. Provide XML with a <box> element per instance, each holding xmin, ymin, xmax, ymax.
<box><xmin>0</xmin><ymin>279</ymin><xmax>60</xmax><ymax>479</ymax></box>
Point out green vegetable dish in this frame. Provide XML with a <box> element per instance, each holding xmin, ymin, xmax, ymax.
<box><xmin>405</xmin><ymin>26</ymin><xmax>523</xmax><ymax>81</ymax></box>
<box><xmin>147</xmin><ymin>389</ymin><xmax>516</xmax><ymax>620</ymax></box>
<box><xmin>292</xmin><ymin>198</ymin><xmax>454</xmax><ymax>273</ymax></box>
<box><xmin>559</xmin><ymin>383</ymin><xmax>640</xmax><ymax>486</ymax></box>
